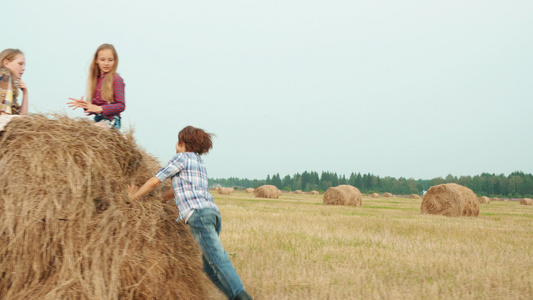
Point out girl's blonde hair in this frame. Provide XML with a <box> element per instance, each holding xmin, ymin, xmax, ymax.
<box><xmin>87</xmin><ymin>44</ymin><xmax>119</xmax><ymax>103</ymax></box>
<box><xmin>0</xmin><ymin>48</ymin><xmax>24</xmax><ymax>100</ymax></box>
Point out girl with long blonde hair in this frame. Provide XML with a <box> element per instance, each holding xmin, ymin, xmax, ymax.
<box><xmin>67</xmin><ymin>44</ymin><xmax>125</xmax><ymax>129</ymax></box>
<box><xmin>0</xmin><ymin>48</ymin><xmax>28</xmax><ymax>115</ymax></box>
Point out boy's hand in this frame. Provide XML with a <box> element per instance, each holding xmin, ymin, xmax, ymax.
<box><xmin>128</xmin><ymin>184</ymin><xmax>140</xmax><ymax>200</ymax></box>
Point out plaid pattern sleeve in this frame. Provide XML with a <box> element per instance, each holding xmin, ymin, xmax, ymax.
<box><xmin>100</xmin><ymin>74</ymin><xmax>125</xmax><ymax>116</ymax></box>
<box><xmin>0</xmin><ymin>69</ymin><xmax>14</xmax><ymax>115</ymax></box>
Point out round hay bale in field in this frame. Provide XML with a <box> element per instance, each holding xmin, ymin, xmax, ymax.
<box><xmin>503</xmin><ymin>198</ymin><xmax>510</xmax><ymax>202</ymax></box>
<box><xmin>0</xmin><ymin>115</ymin><xmax>212</xmax><ymax>299</ymax></box>
<box><xmin>478</xmin><ymin>196</ymin><xmax>490</xmax><ymax>204</ymax></box>
<box><xmin>420</xmin><ymin>183</ymin><xmax>479</xmax><ymax>217</ymax></box>
<box><xmin>384</xmin><ymin>192</ymin><xmax>393</xmax><ymax>197</ymax></box>
<box><xmin>295</xmin><ymin>190</ymin><xmax>303</xmax><ymax>194</ymax></box>
<box><xmin>309</xmin><ymin>190</ymin><xmax>319</xmax><ymax>195</ymax></box>
<box><xmin>323</xmin><ymin>185</ymin><xmax>362</xmax><ymax>206</ymax></box>
<box><xmin>370</xmin><ymin>193</ymin><xmax>379</xmax><ymax>198</ymax></box>
<box><xmin>490</xmin><ymin>197</ymin><xmax>499</xmax><ymax>202</ymax></box>
<box><xmin>245</xmin><ymin>188</ymin><xmax>254</xmax><ymax>193</ymax></box>
<box><xmin>337</xmin><ymin>185</ymin><xmax>362</xmax><ymax>206</ymax></box>
<box><xmin>323</xmin><ymin>186</ymin><xmax>348</xmax><ymax>205</ymax></box>
<box><xmin>519</xmin><ymin>198</ymin><xmax>533</xmax><ymax>205</ymax></box>
<box><xmin>217</xmin><ymin>187</ymin><xmax>234</xmax><ymax>195</ymax></box>
<box><xmin>409</xmin><ymin>194</ymin><xmax>421</xmax><ymax>199</ymax></box>
<box><xmin>254</xmin><ymin>185</ymin><xmax>280</xmax><ymax>199</ymax></box>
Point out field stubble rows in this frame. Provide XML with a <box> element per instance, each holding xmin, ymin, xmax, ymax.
<box><xmin>211</xmin><ymin>192</ymin><xmax>532</xmax><ymax>300</ymax></box>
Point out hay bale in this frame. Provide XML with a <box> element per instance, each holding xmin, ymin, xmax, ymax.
<box><xmin>309</xmin><ymin>190</ymin><xmax>319</xmax><ymax>195</ymax></box>
<box><xmin>294</xmin><ymin>190</ymin><xmax>303</xmax><ymax>194</ymax></box>
<box><xmin>0</xmin><ymin>115</ymin><xmax>212</xmax><ymax>299</ymax></box>
<box><xmin>217</xmin><ymin>187</ymin><xmax>234</xmax><ymax>195</ymax></box>
<box><xmin>370</xmin><ymin>193</ymin><xmax>379</xmax><ymax>198</ymax></box>
<box><xmin>520</xmin><ymin>198</ymin><xmax>533</xmax><ymax>205</ymax></box>
<box><xmin>490</xmin><ymin>197</ymin><xmax>499</xmax><ymax>202</ymax></box>
<box><xmin>409</xmin><ymin>194</ymin><xmax>421</xmax><ymax>199</ymax></box>
<box><xmin>254</xmin><ymin>185</ymin><xmax>281</xmax><ymax>199</ymax></box>
<box><xmin>384</xmin><ymin>192</ymin><xmax>393</xmax><ymax>197</ymax></box>
<box><xmin>245</xmin><ymin>188</ymin><xmax>254</xmax><ymax>193</ymax></box>
<box><xmin>478</xmin><ymin>196</ymin><xmax>490</xmax><ymax>204</ymax></box>
<box><xmin>420</xmin><ymin>183</ymin><xmax>479</xmax><ymax>217</ymax></box>
<box><xmin>503</xmin><ymin>198</ymin><xmax>510</xmax><ymax>202</ymax></box>
<box><xmin>323</xmin><ymin>187</ymin><xmax>348</xmax><ymax>205</ymax></box>
<box><xmin>323</xmin><ymin>185</ymin><xmax>362</xmax><ymax>206</ymax></box>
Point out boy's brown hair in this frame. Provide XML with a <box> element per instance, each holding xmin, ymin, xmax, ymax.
<box><xmin>178</xmin><ymin>126</ymin><xmax>213</xmax><ymax>155</ymax></box>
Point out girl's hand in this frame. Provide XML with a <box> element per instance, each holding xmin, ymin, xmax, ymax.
<box><xmin>15</xmin><ymin>80</ymin><xmax>27</xmax><ymax>93</ymax></box>
<box><xmin>67</xmin><ymin>96</ymin><xmax>103</xmax><ymax>113</ymax></box>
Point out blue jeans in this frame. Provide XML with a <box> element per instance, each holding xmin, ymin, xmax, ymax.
<box><xmin>94</xmin><ymin>114</ymin><xmax>121</xmax><ymax>130</ymax></box>
<box><xmin>188</xmin><ymin>208</ymin><xmax>244</xmax><ymax>299</ymax></box>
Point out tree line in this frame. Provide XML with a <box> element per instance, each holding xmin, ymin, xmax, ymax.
<box><xmin>209</xmin><ymin>171</ymin><xmax>533</xmax><ymax>198</ymax></box>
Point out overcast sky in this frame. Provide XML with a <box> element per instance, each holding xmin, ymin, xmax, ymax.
<box><xmin>5</xmin><ymin>0</ymin><xmax>532</xmax><ymax>180</ymax></box>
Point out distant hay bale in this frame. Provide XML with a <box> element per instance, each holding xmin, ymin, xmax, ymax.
<box><xmin>0</xmin><ymin>115</ymin><xmax>212</xmax><ymax>299</ymax></box>
<box><xmin>420</xmin><ymin>183</ymin><xmax>479</xmax><ymax>217</ymax></box>
<box><xmin>370</xmin><ymin>193</ymin><xmax>379</xmax><ymax>198</ymax></box>
<box><xmin>294</xmin><ymin>190</ymin><xmax>303</xmax><ymax>194</ymax></box>
<box><xmin>254</xmin><ymin>185</ymin><xmax>281</xmax><ymax>199</ymax></box>
<box><xmin>245</xmin><ymin>188</ymin><xmax>254</xmax><ymax>193</ymax></box>
<box><xmin>384</xmin><ymin>192</ymin><xmax>393</xmax><ymax>197</ymax></box>
<box><xmin>520</xmin><ymin>198</ymin><xmax>533</xmax><ymax>205</ymax></box>
<box><xmin>217</xmin><ymin>187</ymin><xmax>234</xmax><ymax>195</ymax></box>
<box><xmin>478</xmin><ymin>196</ymin><xmax>490</xmax><ymax>204</ymax></box>
<box><xmin>323</xmin><ymin>185</ymin><xmax>362</xmax><ymax>207</ymax></box>
<box><xmin>309</xmin><ymin>190</ymin><xmax>319</xmax><ymax>195</ymax></box>
<box><xmin>503</xmin><ymin>198</ymin><xmax>510</xmax><ymax>202</ymax></box>
<box><xmin>409</xmin><ymin>194</ymin><xmax>421</xmax><ymax>199</ymax></box>
<box><xmin>490</xmin><ymin>197</ymin><xmax>499</xmax><ymax>202</ymax></box>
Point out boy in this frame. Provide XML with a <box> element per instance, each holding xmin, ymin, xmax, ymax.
<box><xmin>129</xmin><ymin>126</ymin><xmax>252</xmax><ymax>300</ymax></box>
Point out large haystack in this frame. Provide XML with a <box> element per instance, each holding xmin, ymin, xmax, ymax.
<box><xmin>254</xmin><ymin>185</ymin><xmax>281</xmax><ymax>199</ymax></box>
<box><xmin>370</xmin><ymin>193</ymin><xmax>379</xmax><ymax>198</ymax></box>
<box><xmin>0</xmin><ymin>115</ymin><xmax>213</xmax><ymax>299</ymax></box>
<box><xmin>323</xmin><ymin>185</ymin><xmax>362</xmax><ymax>206</ymax></box>
<box><xmin>420</xmin><ymin>183</ymin><xmax>479</xmax><ymax>217</ymax></box>
<box><xmin>217</xmin><ymin>187</ymin><xmax>234</xmax><ymax>195</ymax></box>
<box><xmin>478</xmin><ymin>196</ymin><xmax>490</xmax><ymax>204</ymax></box>
<box><xmin>519</xmin><ymin>198</ymin><xmax>533</xmax><ymax>205</ymax></box>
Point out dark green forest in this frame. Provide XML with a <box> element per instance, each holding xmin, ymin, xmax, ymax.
<box><xmin>209</xmin><ymin>171</ymin><xmax>533</xmax><ymax>198</ymax></box>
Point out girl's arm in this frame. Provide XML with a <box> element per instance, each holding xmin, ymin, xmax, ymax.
<box><xmin>129</xmin><ymin>177</ymin><xmax>161</xmax><ymax>200</ymax></box>
<box><xmin>17</xmin><ymin>80</ymin><xmax>28</xmax><ymax>115</ymax></box>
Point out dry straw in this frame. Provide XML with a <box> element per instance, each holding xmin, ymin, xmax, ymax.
<box><xmin>420</xmin><ymin>183</ymin><xmax>479</xmax><ymax>217</ymax></box>
<box><xmin>254</xmin><ymin>185</ymin><xmax>281</xmax><ymax>199</ymax></box>
<box><xmin>519</xmin><ymin>198</ymin><xmax>533</xmax><ymax>205</ymax></box>
<box><xmin>478</xmin><ymin>196</ymin><xmax>490</xmax><ymax>204</ymax></box>
<box><xmin>217</xmin><ymin>187</ymin><xmax>234</xmax><ymax>195</ymax></box>
<box><xmin>323</xmin><ymin>185</ymin><xmax>362</xmax><ymax>206</ymax></box>
<box><xmin>0</xmin><ymin>115</ymin><xmax>213</xmax><ymax>299</ymax></box>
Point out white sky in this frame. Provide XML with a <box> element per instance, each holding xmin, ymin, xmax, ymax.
<box><xmin>5</xmin><ymin>0</ymin><xmax>533</xmax><ymax>180</ymax></box>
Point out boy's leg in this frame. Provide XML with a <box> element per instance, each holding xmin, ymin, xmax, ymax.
<box><xmin>188</xmin><ymin>208</ymin><xmax>245</xmax><ymax>299</ymax></box>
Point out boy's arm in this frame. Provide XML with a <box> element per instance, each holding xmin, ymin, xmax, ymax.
<box><xmin>129</xmin><ymin>177</ymin><xmax>161</xmax><ymax>200</ymax></box>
